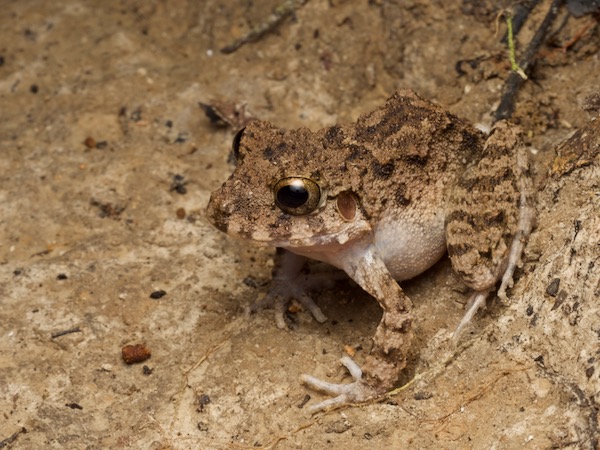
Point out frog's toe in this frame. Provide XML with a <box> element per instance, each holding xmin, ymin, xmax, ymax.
<box><xmin>300</xmin><ymin>356</ymin><xmax>378</xmax><ymax>412</ymax></box>
<box><xmin>295</xmin><ymin>292</ymin><xmax>328</xmax><ymax>323</ymax></box>
<box><xmin>250</xmin><ymin>289</ymin><xmax>286</xmax><ymax>329</ymax></box>
<box><xmin>251</xmin><ymin>276</ymin><xmax>329</xmax><ymax>328</ymax></box>
<box><xmin>452</xmin><ymin>289</ymin><xmax>490</xmax><ymax>339</ymax></box>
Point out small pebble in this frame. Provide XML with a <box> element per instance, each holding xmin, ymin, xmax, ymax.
<box><xmin>122</xmin><ymin>344</ymin><xmax>151</xmax><ymax>364</ymax></box>
<box><xmin>65</xmin><ymin>402</ymin><xmax>83</xmax><ymax>410</ymax></box>
<box><xmin>150</xmin><ymin>290</ymin><xmax>167</xmax><ymax>299</ymax></box>
<box><xmin>546</xmin><ymin>278</ymin><xmax>560</xmax><ymax>297</ymax></box>
<box><xmin>84</xmin><ymin>137</ymin><xmax>96</xmax><ymax>148</ymax></box>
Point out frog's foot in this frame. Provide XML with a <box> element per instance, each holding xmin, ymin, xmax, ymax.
<box><xmin>252</xmin><ymin>272</ymin><xmax>338</xmax><ymax>329</ymax></box>
<box><xmin>300</xmin><ymin>356</ymin><xmax>379</xmax><ymax>412</ymax></box>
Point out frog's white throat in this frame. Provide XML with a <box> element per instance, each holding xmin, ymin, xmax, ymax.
<box><xmin>276</xmin><ymin>212</ymin><xmax>447</xmax><ymax>282</ymax></box>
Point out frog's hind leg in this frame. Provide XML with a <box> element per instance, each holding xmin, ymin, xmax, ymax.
<box><xmin>445</xmin><ymin>121</ymin><xmax>535</xmax><ymax>337</ymax></box>
<box><xmin>497</xmin><ymin>146</ymin><xmax>536</xmax><ymax>302</ymax></box>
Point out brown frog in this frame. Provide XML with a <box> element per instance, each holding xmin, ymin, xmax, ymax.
<box><xmin>206</xmin><ymin>90</ymin><xmax>535</xmax><ymax>411</ymax></box>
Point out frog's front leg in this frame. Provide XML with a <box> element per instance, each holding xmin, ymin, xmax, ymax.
<box><xmin>253</xmin><ymin>248</ymin><xmax>335</xmax><ymax>328</ymax></box>
<box><xmin>301</xmin><ymin>243</ymin><xmax>413</xmax><ymax>411</ymax></box>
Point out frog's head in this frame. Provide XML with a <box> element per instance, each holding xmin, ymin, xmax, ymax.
<box><xmin>206</xmin><ymin>120</ymin><xmax>372</xmax><ymax>249</ymax></box>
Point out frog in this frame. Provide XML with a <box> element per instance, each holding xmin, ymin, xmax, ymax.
<box><xmin>206</xmin><ymin>90</ymin><xmax>535</xmax><ymax>411</ymax></box>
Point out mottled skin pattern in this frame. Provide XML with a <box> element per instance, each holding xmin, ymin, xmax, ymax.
<box><xmin>207</xmin><ymin>90</ymin><xmax>535</xmax><ymax>411</ymax></box>
<box><xmin>209</xmin><ymin>91</ymin><xmax>484</xmax><ymax>246</ymax></box>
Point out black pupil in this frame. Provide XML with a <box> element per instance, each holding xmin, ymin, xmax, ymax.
<box><xmin>277</xmin><ymin>184</ymin><xmax>308</xmax><ymax>208</ymax></box>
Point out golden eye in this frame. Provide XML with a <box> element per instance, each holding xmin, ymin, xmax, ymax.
<box><xmin>273</xmin><ymin>177</ymin><xmax>321</xmax><ymax>215</ymax></box>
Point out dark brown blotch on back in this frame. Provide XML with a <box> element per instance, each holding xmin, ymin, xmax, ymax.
<box><xmin>355</xmin><ymin>113</ymin><xmax>402</xmax><ymax>144</ymax></box>
<box><xmin>445</xmin><ymin>210</ymin><xmax>476</xmax><ymax>228</ymax></box>
<box><xmin>263</xmin><ymin>146</ymin><xmax>274</xmax><ymax>160</ymax></box>
<box><xmin>460</xmin><ymin>167</ymin><xmax>515</xmax><ymax>191</ymax></box>
<box><xmin>485</xmin><ymin>210</ymin><xmax>506</xmax><ymax>227</ymax></box>
<box><xmin>372</xmin><ymin>161</ymin><xmax>395</xmax><ymax>179</ymax></box>
<box><xmin>346</xmin><ymin>144</ymin><xmax>366</xmax><ymax>161</ymax></box>
<box><xmin>394</xmin><ymin>183</ymin><xmax>411</xmax><ymax>206</ymax></box>
<box><xmin>461</xmin><ymin>128</ymin><xmax>483</xmax><ymax>151</ymax></box>
<box><xmin>401</xmin><ymin>154</ymin><xmax>429</xmax><ymax>166</ymax></box>
<box><xmin>323</xmin><ymin>125</ymin><xmax>343</xmax><ymax>146</ymax></box>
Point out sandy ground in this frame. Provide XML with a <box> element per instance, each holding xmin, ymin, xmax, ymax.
<box><xmin>1</xmin><ymin>0</ymin><xmax>599</xmax><ymax>449</ymax></box>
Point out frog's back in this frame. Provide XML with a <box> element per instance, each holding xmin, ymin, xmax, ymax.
<box><xmin>336</xmin><ymin>90</ymin><xmax>486</xmax><ymax>222</ymax></box>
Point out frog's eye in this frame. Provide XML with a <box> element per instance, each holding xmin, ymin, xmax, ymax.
<box><xmin>232</xmin><ymin>127</ymin><xmax>246</xmax><ymax>159</ymax></box>
<box><xmin>273</xmin><ymin>177</ymin><xmax>321</xmax><ymax>215</ymax></box>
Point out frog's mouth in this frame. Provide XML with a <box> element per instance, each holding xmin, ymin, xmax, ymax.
<box><xmin>222</xmin><ymin>211</ymin><xmax>373</xmax><ymax>251</ymax></box>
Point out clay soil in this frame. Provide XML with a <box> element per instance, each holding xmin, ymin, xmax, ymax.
<box><xmin>1</xmin><ymin>1</ymin><xmax>599</xmax><ymax>449</ymax></box>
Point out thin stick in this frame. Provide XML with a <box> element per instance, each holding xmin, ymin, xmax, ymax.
<box><xmin>0</xmin><ymin>427</ymin><xmax>27</xmax><ymax>449</ymax></box>
<box><xmin>494</xmin><ymin>0</ymin><xmax>563</xmax><ymax>122</ymax></box>
<box><xmin>51</xmin><ymin>326</ymin><xmax>81</xmax><ymax>339</ymax></box>
<box><xmin>221</xmin><ymin>0</ymin><xmax>308</xmax><ymax>54</ymax></box>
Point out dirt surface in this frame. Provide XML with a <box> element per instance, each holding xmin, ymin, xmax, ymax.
<box><xmin>1</xmin><ymin>1</ymin><xmax>599</xmax><ymax>449</ymax></box>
